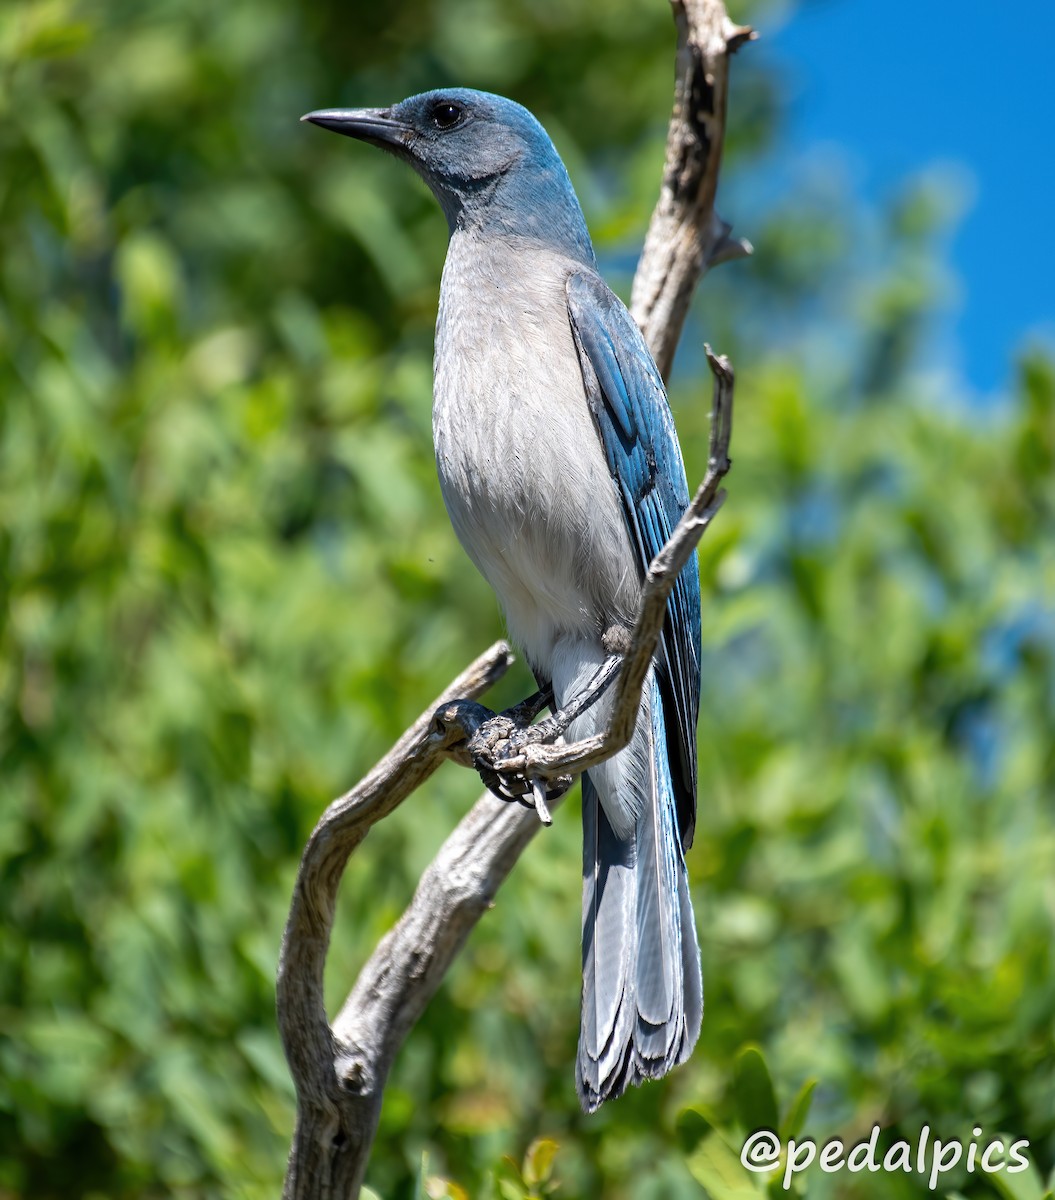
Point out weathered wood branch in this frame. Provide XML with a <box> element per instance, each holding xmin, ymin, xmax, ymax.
<box><xmin>279</xmin><ymin>3</ymin><xmax>750</xmax><ymax>1196</ymax></box>
<box><xmin>631</xmin><ymin>0</ymin><xmax>755</xmax><ymax>381</ymax></box>
<box><xmin>277</xmin><ymin>643</ymin><xmax>514</xmax><ymax>1199</ymax></box>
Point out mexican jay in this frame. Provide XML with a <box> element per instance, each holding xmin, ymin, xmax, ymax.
<box><xmin>303</xmin><ymin>89</ymin><xmax>702</xmax><ymax>1111</ymax></box>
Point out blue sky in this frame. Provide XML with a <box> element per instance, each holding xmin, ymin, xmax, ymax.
<box><xmin>762</xmin><ymin>0</ymin><xmax>1054</xmax><ymax>395</ymax></box>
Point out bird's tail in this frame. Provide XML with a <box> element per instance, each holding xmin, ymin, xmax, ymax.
<box><xmin>576</xmin><ymin>669</ymin><xmax>702</xmax><ymax>1112</ymax></box>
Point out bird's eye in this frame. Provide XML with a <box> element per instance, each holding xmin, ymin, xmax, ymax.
<box><xmin>431</xmin><ymin>101</ymin><xmax>463</xmax><ymax>130</ymax></box>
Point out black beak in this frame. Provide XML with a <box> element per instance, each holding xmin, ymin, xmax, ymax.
<box><xmin>300</xmin><ymin>108</ymin><xmax>411</xmax><ymax>151</ymax></box>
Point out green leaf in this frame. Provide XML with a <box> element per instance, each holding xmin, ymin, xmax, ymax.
<box><xmin>676</xmin><ymin>1105</ymin><xmax>715</xmax><ymax>1155</ymax></box>
<box><xmin>990</xmin><ymin>1148</ymin><xmax>1047</xmax><ymax>1200</ymax></box>
<box><xmin>522</xmin><ymin>1138</ymin><xmax>558</xmax><ymax>1188</ymax></box>
<box><xmin>425</xmin><ymin>1178</ymin><xmax>470</xmax><ymax>1200</ymax></box>
<box><xmin>687</xmin><ymin>1132</ymin><xmax>764</xmax><ymax>1200</ymax></box>
<box><xmin>415</xmin><ymin>1151</ymin><xmax>429</xmax><ymax>1200</ymax></box>
<box><xmin>780</xmin><ymin>1079</ymin><xmax>817</xmax><ymax>1141</ymax></box>
<box><xmin>733</xmin><ymin>1045</ymin><xmax>780</xmax><ymax>1134</ymax></box>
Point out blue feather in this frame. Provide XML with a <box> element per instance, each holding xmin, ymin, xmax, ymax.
<box><xmin>567</xmin><ymin>271</ymin><xmax>702</xmax><ymax>847</ymax></box>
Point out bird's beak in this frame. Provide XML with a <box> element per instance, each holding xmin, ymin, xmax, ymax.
<box><xmin>300</xmin><ymin>108</ymin><xmax>412</xmax><ymax>151</ymax></box>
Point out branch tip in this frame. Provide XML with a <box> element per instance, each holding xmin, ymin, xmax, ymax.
<box><xmin>531</xmin><ymin>778</ymin><xmax>554</xmax><ymax>826</ymax></box>
<box><xmin>726</xmin><ymin>24</ymin><xmax>756</xmax><ymax>52</ymax></box>
<box><xmin>709</xmin><ymin>231</ymin><xmax>753</xmax><ymax>267</ymax></box>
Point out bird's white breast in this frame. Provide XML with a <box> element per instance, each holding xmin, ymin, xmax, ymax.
<box><xmin>433</xmin><ymin>233</ymin><xmax>637</xmax><ymax>674</ymax></box>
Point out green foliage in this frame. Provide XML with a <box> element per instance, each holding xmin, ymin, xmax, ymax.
<box><xmin>1</xmin><ymin>0</ymin><xmax>1053</xmax><ymax>1198</ymax></box>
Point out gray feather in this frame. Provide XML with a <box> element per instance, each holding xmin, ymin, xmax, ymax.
<box><xmin>573</xmin><ymin>667</ymin><xmax>702</xmax><ymax>1111</ymax></box>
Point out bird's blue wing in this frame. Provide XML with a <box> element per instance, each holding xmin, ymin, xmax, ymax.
<box><xmin>566</xmin><ymin>271</ymin><xmax>701</xmax><ymax>847</ymax></box>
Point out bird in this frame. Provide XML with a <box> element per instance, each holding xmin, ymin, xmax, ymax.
<box><xmin>302</xmin><ymin>88</ymin><xmax>702</xmax><ymax>1112</ymax></box>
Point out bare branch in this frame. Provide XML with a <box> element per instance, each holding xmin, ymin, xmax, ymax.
<box><xmin>277</xmin><ymin>642</ymin><xmax>513</xmax><ymax>1198</ymax></box>
<box><xmin>631</xmin><ymin>0</ymin><xmax>755</xmax><ymax>380</ymax></box>
<box><xmin>324</xmin><ymin>792</ymin><xmax>548</xmax><ymax>1194</ymax></box>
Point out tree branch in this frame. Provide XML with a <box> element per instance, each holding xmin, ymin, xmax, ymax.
<box><xmin>277</xmin><ymin>642</ymin><xmax>514</xmax><ymax>1199</ymax></box>
<box><xmin>631</xmin><ymin>0</ymin><xmax>755</xmax><ymax>381</ymax></box>
<box><xmin>279</xmin><ymin>4</ymin><xmax>751</xmax><ymax>1196</ymax></box>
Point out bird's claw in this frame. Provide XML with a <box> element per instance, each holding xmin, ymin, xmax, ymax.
<box><xmin>470</xmin><ymin>718</ymin><xmax>572</xmax><ymax>813</ymax></box>
<box><xmin>432</xmin><ymin>687</ymin><xmax>577</xmax><ymax>824</ymax></box>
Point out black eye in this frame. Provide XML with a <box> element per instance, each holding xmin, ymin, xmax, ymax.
<box><xmin>431</xmin><ymin>101</ymin><xmax>463</xmax><ymax>130</ymax></box>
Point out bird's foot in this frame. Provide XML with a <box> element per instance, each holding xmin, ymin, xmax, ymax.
<box><xmin>472</xmin><ymin>711</ymin><xmax>575</xmax><ymax>825</ymax></box>
<box><xmin>432</xmin><ymin>693</ymin><xmax>572</xmax><ymax>825</ymax></box>
<box><xmin>432</xmin><ymin>657</ymin><xmax>622</xmax><ymax>826</ymax></box>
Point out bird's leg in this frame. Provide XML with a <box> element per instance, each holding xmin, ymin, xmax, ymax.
<box><xmin>501</xmin><ymin>684</ymin><xmax>553</xmax><ymax>727</ymax></box>
<box><xmin>518</xmin><ymin>652</ymin><xmax>622</xmax><ymax>748</ymax></box>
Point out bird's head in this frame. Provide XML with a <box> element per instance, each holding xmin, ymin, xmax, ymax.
<box><xmin>302</xmin><ymin>88</ymin><xmax>593</xmax><ymax>260</ymax></box>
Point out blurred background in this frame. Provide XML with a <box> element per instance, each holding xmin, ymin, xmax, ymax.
<box><xmin>1</xmin><ymin>0</ymin><xmax>1053</xmax><ymax>1196</ymax></box>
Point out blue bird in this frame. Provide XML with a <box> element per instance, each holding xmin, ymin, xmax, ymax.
<box><xmin>303</xmin><ymin>89</ymin><xmax>702</xmax><ymax>1111</ymax></box>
